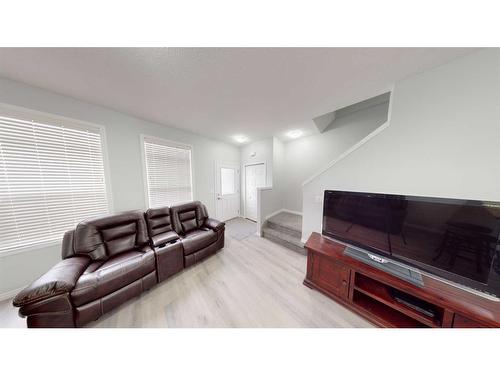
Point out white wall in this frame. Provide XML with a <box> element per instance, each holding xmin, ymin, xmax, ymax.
<box><xmin>283</xmin><ymin>103</ymin><xmax>388</xmax><ymax>213</ymax></box>
<box><xmin>256</xmin><ymin>187</ymin><xmax>280</xmax><ymax>235</ymax></box>
<box><xmin>302</xmin><ymin>49</ymin><xmax>500</xmax><ymax>241</ymax></box>
<box><xmin>254</xmin><ymin>138</ymin><xmax>285</xmax><ymax>234</ymax></box>
<box><xmin>240</xmin><ymin>138</ymin><xmax>274</xmax><ymax>217</ymax></box>
<box><xmin>273</xmin><ymin>137</ymin><xmax>285</xmax><ymax>197</ymax></box>
<box><xmin>244</xmin><ymin>105</ymin><xmax>388</xmax><ymax>234</ymax></box>
<box><xmin>0</xmin><ymin>77</ymin><xmax>239</xmax><ymax>297</ymax></box>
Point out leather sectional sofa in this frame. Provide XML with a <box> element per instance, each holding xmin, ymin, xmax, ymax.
<box><xmin>12</xmin><ymin>201</ymin><xmax>225</xmax><ymax>328</ymax></box>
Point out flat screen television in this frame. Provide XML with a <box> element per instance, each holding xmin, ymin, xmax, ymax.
<box><xmin>322</xmin><ymin>190</ymin><xmax>500</xmax><ymax>298</ymax></box>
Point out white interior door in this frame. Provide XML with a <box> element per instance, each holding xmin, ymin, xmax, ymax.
<box><xmin>215</xmin><ymin>162</ymin><xmax>240</xmax><ymax>221</ymax></box>
<box><xmin>245</xmin><ymin>163</ymin><xmax>266</xmax><ymax>221</ymax></box>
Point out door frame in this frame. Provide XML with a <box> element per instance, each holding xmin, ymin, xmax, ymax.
<box><xmin>214</xmin><ymin>161</ymin><xmax>240</xmax><ymax>221</ymax></box>
<box><xmin>243</xmin><ymin>161</ymin><xmax>267</xmax><ymax>220</ymax></box>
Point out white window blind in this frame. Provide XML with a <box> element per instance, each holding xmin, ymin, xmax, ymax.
<box><xmin>0</xmin><ymin>112</ymin><xmax>109</xmax><ymax>253</ymax></box>
<box><xmin>143</xmin><ymin>137</ymin><xmax>193</xmax><ymax>208</ymax></box>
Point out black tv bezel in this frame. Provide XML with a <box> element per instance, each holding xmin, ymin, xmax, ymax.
<box><xmin>321</xmin><ymin>189</ymin><xmax>500</xmax><ymax>297</ymax></box>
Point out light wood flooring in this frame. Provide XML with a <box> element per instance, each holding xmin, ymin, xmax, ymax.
<box><xmin>0</xmin><ymin>224</ymin><xmax>373</xmax><ymax>328</ymax></box>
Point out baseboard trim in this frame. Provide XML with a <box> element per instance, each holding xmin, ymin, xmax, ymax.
<box><xmin>0</xmin><ymin>285</ymin><xmax>25</xmax><ymax>302</ymax></box>
<box><xmin>281</xmin><ymin>209</ymin><xmax>302</xmax><ymax>216</ymax></box>
<box><xmin>264</xmin><ymin>208</ymin><xmax>303</xmax><ymax>221</ymax></box>
<box><xmin>264</xmin><ymin>209</ymin><xmax>283</xmax><ymax>221</ymax></box>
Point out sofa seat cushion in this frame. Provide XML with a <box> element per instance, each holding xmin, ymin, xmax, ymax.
<box><xmin>71</xmin><ymin>247</ymin><xmax>155</xmax><ymax>307</ymax></box>
<box><xmin>181</xmin><ymin>229</ymin><xmax>217</xmax><ymax>255</ymax></box>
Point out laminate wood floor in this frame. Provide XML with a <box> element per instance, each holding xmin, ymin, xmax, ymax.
<box><xmin>0</xmin><ymin>232</ymin><xmax>373</xmax><ymax>328</ymax></box>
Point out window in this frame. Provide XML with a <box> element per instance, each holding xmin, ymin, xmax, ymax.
<box><xmin>143</xmin><ymin>136</ymin><xmax>193</xmax><ymax>208</ymax></box>
<box><xmin>0</xmin><ymin>109</ymin><xmax>110</xmax><ymax>253</ymax></box>
<box><xmin>220</xmin><ymin>167</ymin><xmax>235</xmax><ymax>195</ymax></box>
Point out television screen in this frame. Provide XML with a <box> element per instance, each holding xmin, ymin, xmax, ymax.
<box><xmin>322</xmin><ymin>190</ymin><xmax>500</xmax><ymax>297</ymax></box>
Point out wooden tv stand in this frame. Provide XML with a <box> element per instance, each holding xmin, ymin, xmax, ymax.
<box><xmin>304</xmin><ymin>232</ymin><xmax>500</xmax><ymax>328</ymax></box>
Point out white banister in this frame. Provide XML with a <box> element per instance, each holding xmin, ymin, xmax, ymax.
<box><xmin>302</xmin><ymin>121</ymin><xmax>390</xmax><ymax>186</ymax></box>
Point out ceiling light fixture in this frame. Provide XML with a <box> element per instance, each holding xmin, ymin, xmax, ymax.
<box><xmin>233</xmin><ymin>135</ymin><xmax>248</xmax><ymax>143</ymax></box>
<box><xmin>286</xmin><ymin>129</ymin><xmax>303</xmax><ymax>139</ymax></box>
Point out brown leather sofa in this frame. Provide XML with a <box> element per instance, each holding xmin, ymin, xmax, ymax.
<box><xmin>12</xmin><ymin>201</ymin><xmax>225</xmax><ymax>328</ymax></box>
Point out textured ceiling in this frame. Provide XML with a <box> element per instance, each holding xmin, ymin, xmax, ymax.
<box><xmin>0</xmin><ymin>48</ymin><xmax>475</xmax><ymax>144</ymax></box>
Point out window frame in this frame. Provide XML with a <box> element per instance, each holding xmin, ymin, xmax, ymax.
<box><xmin>0</xmin><ymin>102</ymin><xmax>114</xmax><ymax>257</ymax></box>
<box><xmin>140</xmin><ymin>134</ymin><xmax>195</xmax><ymax>209</ymax></box>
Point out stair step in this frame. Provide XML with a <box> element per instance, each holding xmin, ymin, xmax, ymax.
<box><xmin>266</xmin><ymin>220</ymin><xmax>301</xmax><ymax>239</ymax></box>
<box><xmin>266</xmin><ymin>212</ymin><xmax>302</xmax><ymax>239</ymax></box>
<box><xmin>262</xmin><ymin>226</ymin><xmax>306</xmax><ymax>255</ymax></box>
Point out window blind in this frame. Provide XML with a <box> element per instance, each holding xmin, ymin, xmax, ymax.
<box><xmin>0</xmin><ymin>113</ymin><xmax>109</xmax><ymax>253</ymax></box>
<box><xmin>143</xmin><ymin>137</ymin><xmax>193</xmax><ymax>208</ymax></box>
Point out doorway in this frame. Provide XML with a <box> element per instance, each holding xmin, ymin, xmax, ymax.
<box><xmin>215</xmin><ymin>162</ymin><xmax>240</xmax><ymax>221</ymax></box>
<box><xmin>244</xmin><ymin>163</ymin><xmax>266</xmax><ymax>221</ymax></box>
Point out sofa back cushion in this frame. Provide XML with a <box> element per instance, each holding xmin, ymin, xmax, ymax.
<box><xmin>73</xmin><ymin>211</ymin><xmax>149</xmax><ymax>260</ymax></box>
<box><xmin>144</xmin><ymin>207</ymin><xmax>173</xmax><ymax>237</ymax></box>
<box><xmin>61</xmin><ymin>229</ymin><xmax>76</xmax><ymax>259</ymax></box>
<box><xmin>170</xmin><ymin>201</ymin><xmax>208</xmax><ymax>235</ymax></box>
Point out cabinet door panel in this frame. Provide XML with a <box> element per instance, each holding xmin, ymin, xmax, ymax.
<box><xmin>453</xmin><ymin>314</ymin><xmax>488</xmax><ymax>328</ymax></box>
<box><xmin>312</xmin><ymin>255</ymin><xmax>350</xmax><ymax>299</ymax></box>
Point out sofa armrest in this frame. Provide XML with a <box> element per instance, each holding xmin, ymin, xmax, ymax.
<box><xmin>13</xmin><ymin>256</ymin><xmax>90</xmax><ymax>308</ymax></box>
<box><xmin>203</xmin><ymin>217</ymin><xmax>225</xmax><ymax>232</ymax></box>
<box><xmin>151</xmin><ymin>230</ymin><xmax>180</xmax><ymax>247</ymax></box>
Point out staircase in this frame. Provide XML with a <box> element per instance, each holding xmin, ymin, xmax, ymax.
<box><xmin>262</xmin><ymin>211</ymin><xmax>305</xmax><ymax>255</ymax></box>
